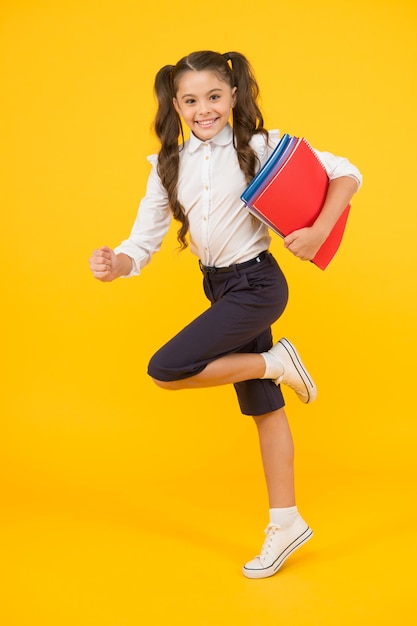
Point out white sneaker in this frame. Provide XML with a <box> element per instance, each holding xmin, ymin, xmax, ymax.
<box><xmin>243</xmin><ymin>518</ymin><xmax>313</xmax><ymax>579</ymax></box>
<box><xmin>270</xmin><ymin>338</ymin><xmax>317</xmax><ymax>403</ymax></box>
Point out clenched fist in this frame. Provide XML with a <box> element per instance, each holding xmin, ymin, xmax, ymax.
<box><xmin>89</xmin><ymin>246</ymin><xmax>132</xmax><ymax>282</ymax></box>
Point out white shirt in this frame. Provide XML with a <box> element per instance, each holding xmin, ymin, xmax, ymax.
<box><xmin>115</xmin><ymin>124</ymin><xmax>362</xmax><ymax>276</ymax></box>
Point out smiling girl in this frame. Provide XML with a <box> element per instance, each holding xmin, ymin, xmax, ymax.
<box><xmin>89</xmin><ymin>51</ymin><xmax>361</xmax><ymax>579</ymax></box>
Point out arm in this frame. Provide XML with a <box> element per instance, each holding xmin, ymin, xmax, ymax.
<box><xmin>89</xmin><ymin>155</ymin><xmax>172</xmax><ymax>282</ymax></box>
<box><xmin>284</xmin><ymin>175</ymin><xmax>359</xmax><ymax>261</ymax></box>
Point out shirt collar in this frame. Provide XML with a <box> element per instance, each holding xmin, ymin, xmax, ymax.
<box><xmin>187</xmin><ymin>123</ymin><xmax>234</xmax><ymax>154</ymax></box>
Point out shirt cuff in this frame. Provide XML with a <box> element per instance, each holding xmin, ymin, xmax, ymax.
<box><xmin>119</xmin><ymin>255</ymin><xmax>140</xmax><ymax>278</ymax></box>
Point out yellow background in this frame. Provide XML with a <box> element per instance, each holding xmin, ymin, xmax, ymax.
<box><xmin>1</xmin><ymin>0</ymin><xmax>416</xmax><ymax>624</ymax></box>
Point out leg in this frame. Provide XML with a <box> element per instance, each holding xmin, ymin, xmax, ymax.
<box><xmin>152</xmin><ymin>339</ymin><xmax>317</xmax><ymax>405</ymax></box>
<box><xmin>243</xmin><ymin>407</ymin><xmax>313</xmax><ymax>579</ymax></box>
<box><xmin>252</xmin><ymin>408</ymin><xmax>295</xmax><ymax>508</ymax></box>
<box><xmin>148</xmin><ymin>253</ymin><xmax>289</xmax><ymax>389</ymax></box>
<box><xmin>151</xmin><ymin>352</ymin><xmax>266</xmax><ymax>389</ymax></box>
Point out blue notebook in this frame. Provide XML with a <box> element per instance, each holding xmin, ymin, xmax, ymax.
<box><xmin>241</xmin><ymin>134</ymin><xmax>295</xmax><ymax>205</ymax></box>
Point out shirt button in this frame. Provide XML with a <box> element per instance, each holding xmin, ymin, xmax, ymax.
<box><xmin>204</xmin><ymin>185</ymin><xmax>209</xmax><ymax>190</ymax></box>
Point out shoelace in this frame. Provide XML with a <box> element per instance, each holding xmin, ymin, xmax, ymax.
<box><xmin>258</xmin><ymin>523</ymin><xmax>281</xmax><ymax>564</ymax></box>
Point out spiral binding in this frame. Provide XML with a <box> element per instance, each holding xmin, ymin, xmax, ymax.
<box><xmin>301</xmin><ymin>136</ymin><xmax>327</xmax><ymax>172</ymax></box>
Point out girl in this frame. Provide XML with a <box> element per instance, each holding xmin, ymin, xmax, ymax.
<box><xmin>89</xmin><ymin>50</ymin><xmax>361</xmax><ymax>579</ymax></box>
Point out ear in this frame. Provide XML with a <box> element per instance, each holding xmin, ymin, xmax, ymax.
<box><xmin>173</xmin><ymin>98</ymin><xmax>181</xmax><ymax>115</ymax></box>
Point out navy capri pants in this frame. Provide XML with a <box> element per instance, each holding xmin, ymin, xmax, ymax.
<box><xmin>147</xmin><ymin>251</ymin><xmax>289</xmax><ymax>416</ymax></box>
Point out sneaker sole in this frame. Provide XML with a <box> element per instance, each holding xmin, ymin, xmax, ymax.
<box><xmin>242</xmin><ymin>526</ymin><xmax>313</xmax><ymax>579</ymax></box>
<box><xmin>279</xmin><ymin>338</ymin><xmax>317</xmax><ymax>403</ymax></box>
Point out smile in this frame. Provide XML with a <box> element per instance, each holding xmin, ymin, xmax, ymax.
<box><xmin>195</xmin><ymin>118</ymin><xmax>219</xmax><ymax>127</ymax></box>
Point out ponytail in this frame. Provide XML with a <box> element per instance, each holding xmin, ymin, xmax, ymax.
<box><xmin>154</xmin><ymin>65</ymin><xmax>189</xmax><ymax>249</ymax></box>
<box><xmin>153</xmin><ymin>51</ymin><xmax>267</xmax><ymax>249</ymax></box>
<box><xmin>225</xmin><ymin>51</ymin><xmax>268</xmax><ymax>184</ymax></box>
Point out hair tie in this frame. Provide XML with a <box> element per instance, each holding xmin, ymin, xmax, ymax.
<box><xmin>223</xmin><ymin>52</ymin><xmax>231</xmax><ymax>62</ymax></box>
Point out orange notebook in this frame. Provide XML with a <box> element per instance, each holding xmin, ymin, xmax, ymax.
<box><xmin>241</xmin><ymin>137</ymin><xmax>350</xmax><ymax>270</ymax></box>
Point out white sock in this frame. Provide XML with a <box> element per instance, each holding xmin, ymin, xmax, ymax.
<box><xmin>269</xmin><ymin>506</ymin><xmax>299</xmax><ymax>528</ymax></box>
<box><xmin>260</xmin><ymin>351</ymin><xmax>284</xmax><ymax>380</ymax></box>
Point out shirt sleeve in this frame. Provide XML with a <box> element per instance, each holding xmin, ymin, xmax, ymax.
<box><xmin>312</xmin><ymin>147</ymin><xmax>363</xmax><ymax>189</ymax></box>
<box><xmin>250</xmin><ymin>130</ymin><xmax>281</xmax><ymax>168</ymax></box>
<box><xmin>114</xmin><ymin>155</ymin><xmax>172</xmax><ymax>277</ymax></box>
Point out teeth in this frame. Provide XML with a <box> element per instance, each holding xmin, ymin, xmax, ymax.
<box><xmin>197</xmin><ymin>119</ymin><xmax>216</xmax><ymax>126</ymax></box>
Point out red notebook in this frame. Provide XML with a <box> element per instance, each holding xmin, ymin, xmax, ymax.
<box><xmin>241</xmin><ymin>137</ymin><xmax>350</xmax><ymax>270</ymax></box>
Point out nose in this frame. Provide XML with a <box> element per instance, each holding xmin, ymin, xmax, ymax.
<box><xmin>197</xmin><ymin>99</ymin><xmax>211</xmax><ymax>115</ymax></box>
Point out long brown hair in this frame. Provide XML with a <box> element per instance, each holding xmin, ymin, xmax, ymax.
<box><xmin>154</xmin><ymin>50</ymin><xmax>268</xmax><ymax>249</ymax></box>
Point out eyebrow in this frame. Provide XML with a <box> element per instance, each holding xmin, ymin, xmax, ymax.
<box><xmin>180</xmin><ymin>88</ymin><xmax>223</xmax><ymax>100</ymax></box>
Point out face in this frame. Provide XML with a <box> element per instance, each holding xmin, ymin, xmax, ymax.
<box><xmin>173</xmin><ymin>70</ymin><xmax>237</xmax><ymax>141</ymax></box>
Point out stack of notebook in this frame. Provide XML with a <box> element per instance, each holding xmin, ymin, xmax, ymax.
<box><xmin>240</xmin><ymin>134</ymin><xmax>351</xmax><ymax>270</ymax></box>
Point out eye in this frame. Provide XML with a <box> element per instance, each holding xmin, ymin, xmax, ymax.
<box><xmin>185</xmin><ymin>98</ymin><xmax>196</xmax><ymax>105</ymax></box>
<box><xmin>210</xmin><ymin>94</ymin><xmax>220</xmax><ymax>101</ymax></box>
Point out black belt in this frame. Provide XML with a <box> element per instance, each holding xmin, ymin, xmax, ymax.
<box><xmin>199</xmin><ymin>251</ymin><xmax>269</xmax><ymax>275</ymax></box>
